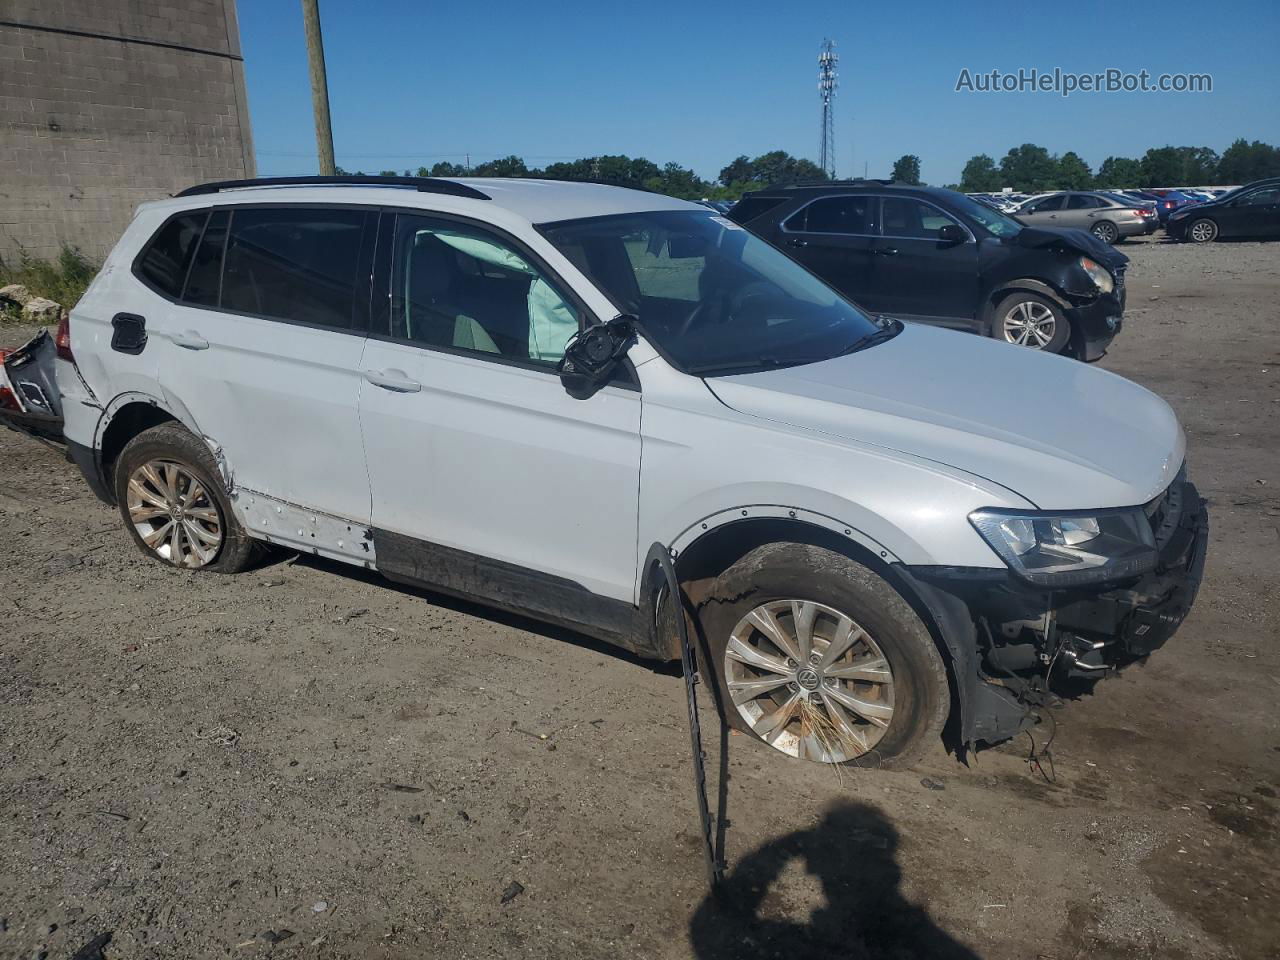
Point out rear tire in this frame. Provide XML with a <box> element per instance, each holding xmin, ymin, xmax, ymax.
<box><xmin>698</xmin><ymin>543</ymin><xmax>949</xmax><ymax>768</ymax></box>
<box><xmin>113</xmin><ymin>422</ymin><xmax>259</xmax><ymax>573</ymax></box>
<box><xmin>1090</xmin><ymin>221</ymin><xmax>1119</xmax><ymax>244</ymax></box>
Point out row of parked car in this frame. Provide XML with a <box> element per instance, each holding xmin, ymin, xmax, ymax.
<box><xmin>969</xmin><ymin>182</ymin><xmax>1280</xmax><ymax>244</ymax></box>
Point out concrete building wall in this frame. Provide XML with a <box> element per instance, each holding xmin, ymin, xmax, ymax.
<box><xmin>0</xmin><ymin>0</ymin><xmax>255</xmax><ymax>263</ymax></box>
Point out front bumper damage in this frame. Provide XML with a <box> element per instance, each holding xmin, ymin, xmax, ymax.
<box><xmin>897</xmin><ymin>472</ymin><xmax>1208</xmax><ymax>750</ymax></box>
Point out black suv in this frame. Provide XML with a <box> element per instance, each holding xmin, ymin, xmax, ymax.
<box><xmin>729</xmin><ymin>182</ymin><xmax>1128</xmax><ymax>360</ymax></box>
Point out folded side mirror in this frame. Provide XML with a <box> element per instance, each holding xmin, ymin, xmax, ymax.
<box><xmin>557</xmin><ymin>315</ymin><xmax>637</xmax><ymax>400</ymax></box>
<box><xmin>937</xmin><ymin>223</ymin><xmax>967</xmax><ymax>245</ymax></box>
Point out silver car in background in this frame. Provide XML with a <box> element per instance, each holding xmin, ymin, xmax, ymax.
<box><xmin>1014</xmin><ymin>191</ymin><xmax>1153</xmax><ymax>243</ymax></box>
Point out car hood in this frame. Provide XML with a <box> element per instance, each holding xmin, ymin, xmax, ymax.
<box><xmin>704</xmin><ymin>324</ymin><xmax>1184</xmax><ymax>509</ymax></box>
<box><xmin>1010</xmin><ymin>226</ymin><xmax>1130</xmax><ymax>271</ymax></box>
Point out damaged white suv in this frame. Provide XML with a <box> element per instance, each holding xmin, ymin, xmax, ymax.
<box><xmin>50</xmin><ymin>175</ymin><xmax>1207</xmax><ymax>766</ymax></box>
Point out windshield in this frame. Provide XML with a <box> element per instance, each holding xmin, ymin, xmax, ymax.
<box><xmin>539</xmin><ymin>210</ymin><xmax>886</xmax><ymax>375</ymax></box>
<box><xmin>945</xmin><ymin>193</ymin><xmax>1023</xmax><ymax>237</ymax></box>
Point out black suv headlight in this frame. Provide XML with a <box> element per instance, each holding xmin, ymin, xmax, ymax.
<box><xmin>969</xmin><ymin>506</ymin><xmax>1156</xmax><ymax>587</ymax></box>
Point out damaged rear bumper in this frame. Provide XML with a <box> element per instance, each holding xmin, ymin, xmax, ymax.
<box><xmin>897</xmin><ymin>474</ymin><xmax>1208</xmax><ymax>748</ymax></box>
<box><xmin>0</xmin><ymin>330</ymin><xmax>64</xmax><ymax>440</ymax></box>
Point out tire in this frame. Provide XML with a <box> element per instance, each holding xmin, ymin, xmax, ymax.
<box><xmin>698</xmin><ymin>543</ymin><xmax>949</xmax><ymax>768</ymax></box>
<box><xmin>1090</xmin><ymin>220</ymin><xmax>1119</xmax><ymax>244</ymax></box>
<box><xmin>113</xmin><ymin>421</ymin><xmax>259</xmax><ymax>573</ymax></box>
<box><xmin>990</xmin><ymin>291</ymin><xmax>1071</xmax><ymax>353</ymax></box>
<box><xmin>1186</xmin><ymin>218</ymin><xmax>1218</xmax><ymax>243</ymax></box>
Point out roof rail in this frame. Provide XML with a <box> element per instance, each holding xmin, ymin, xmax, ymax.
<box><xmin>175</xmin><ymin>175</ymin><xmax>490</xmax><ymax>200</ymax></box>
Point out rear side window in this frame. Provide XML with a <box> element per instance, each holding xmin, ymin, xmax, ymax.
<box><xmin>221</xmin><ymin>208</ymin><xmax>369</xmax><ymax>329</ymax></box>
<box><xmin>136</xmin><ymin>211</ymin><xmax>207</xmax><ymax>297</ymax></box>
<box><xmin>787</xmin><ymin>196</ymin><xmax>874</xmax><ymax>234</ymax></box>
<box><xmin>184</xmin><ymin>209</ymin><xmax>229</xmax><ymax>307</ymax></box>
<box><xmin>727</xmin><ymin>195</ymin><xmax>787</xmax><ymax>225</ymax></box>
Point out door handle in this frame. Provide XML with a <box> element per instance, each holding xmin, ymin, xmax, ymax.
<box><xmin>363</xmin><ymin>369</ymin><xmax>422</xmax><ymax>393</ymax></box>
<box><xmin>171</xmin><ymin>330</ymin><xmax>209</xmax><ymax>350</ymax></box>
<box><xmin>786</xmin><ymin>238</ymin><xmax>808</xmax><ymax>247</ymax></box>
<box><xmin>873</xmin><ymin>247</ymin><xmax>899</xmax><ymax>256</ymax></box>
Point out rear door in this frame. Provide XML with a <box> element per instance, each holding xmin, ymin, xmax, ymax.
<box><xmin>1016</xmin><ymin>193</ymin><xmax>1065</xmax><ymax>226</ymax></box>
<box><xmin>1062</xmin><ymin>193</ymin><xmax>1103</xmax><ymax>229</ymax></box>
<box><xmin>357</xmin><ymin>210</ymin><xmax>642</xmax><ymax>625</ymax></box>
<box><xmin>153</xmin><ymin>204</ymin><xmax>377</xmax><ymax>544</ymax></box>
<box><xmin>776</xmin><ymin>195</ymin><xmax>879</xmax><ymax>310</ymax></box>
<box><xmin>868</xmin><ymin>195</ymin><xmax>979</xmax><ymax>324</ymax></box>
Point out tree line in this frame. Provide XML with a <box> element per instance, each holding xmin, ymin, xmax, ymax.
<box><xmin>334</xmin><ymin>137</ymin><xmax>1280</xmax><ymax>200</ymax></box>
<box><xmin>952</xmin><ymin>138</ymin><xmax>1280</xmax><ymax>193</ymax></box>
<box><xmin>337</xmin><ymin>150</ymin><xmax>830</xmax><ymax>201</ymax></box>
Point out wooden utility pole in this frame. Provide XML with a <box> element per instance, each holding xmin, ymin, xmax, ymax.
<box><xmin>300</xmin><ymin>0</ymin><xmax>336</xmax><ymax>175</ymax></box>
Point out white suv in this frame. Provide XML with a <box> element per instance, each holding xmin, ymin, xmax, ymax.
<box><xmin>55</xmin><ymin>176</ymin><xmax>1207</xmax><ymax>766</ymax></box>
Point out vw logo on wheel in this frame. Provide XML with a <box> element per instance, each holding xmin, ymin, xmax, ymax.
<box><xmin>796</xmin><ymin>667</ymin><xmax>821</xmax><ymax>690</ymax></box>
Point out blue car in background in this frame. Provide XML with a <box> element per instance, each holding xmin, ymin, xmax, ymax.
<box><xmin>1149</xmin><ymin>190</ymin><xmax>1202</xmax><ymax>224</ymax></box>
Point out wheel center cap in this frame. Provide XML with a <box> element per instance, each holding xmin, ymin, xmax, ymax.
<box><xmin>796</xmin><ymin>667</ymin><xmax>821</xmax><ymax>691</ymax></box>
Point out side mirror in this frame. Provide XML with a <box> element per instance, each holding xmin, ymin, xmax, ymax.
<box><xmin>937</xmin><ymin>223</ymin><xmax>967</xmax><ymax>245</ymax></box>
<box><xmin>557</xmin><ymin>316</ymin><xmax>637</xmax><ymax>400</ymax></box>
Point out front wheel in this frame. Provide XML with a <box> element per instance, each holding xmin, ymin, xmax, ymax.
<box><xmin>991</xmin><ymin>292</ymin><xmax>1070</xmax><ymax>353</ymax></box>
<box><xmin>698</xmin><ymin>544</ymin><xmax>949</xmax><ymax>767</ymax></box>
<box><xmin>1187</xmin><ymin>218</ymin><xmax>1218</xmax><ymax>243</ymax></box>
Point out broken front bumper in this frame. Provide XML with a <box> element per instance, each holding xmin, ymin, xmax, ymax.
<box><xmin>897</xmin><ymin>473</ymin><xmax>1208</xmax><ymax>748</ymax></box>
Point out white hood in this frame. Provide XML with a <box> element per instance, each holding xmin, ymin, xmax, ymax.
<box><xmin>704</xmin><ymin>324</ymin><xmax>1184</xmax><ymax>510</ymax></box>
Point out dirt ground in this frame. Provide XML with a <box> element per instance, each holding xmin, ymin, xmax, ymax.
<box><xmin>1</xmin><ymin>237</ymin><xmax>1278</xmax><ymax>960</ymax></box>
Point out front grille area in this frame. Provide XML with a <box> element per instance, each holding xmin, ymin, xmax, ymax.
<box><xmin>1143</xmin><ymin>464</ymin><xmax>1187</xmax><ymax>551</ymax></box>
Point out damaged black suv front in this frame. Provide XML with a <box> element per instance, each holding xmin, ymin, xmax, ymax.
<box><xmin>899</xmin><ymin>464</ymin><xmax>1208</xmax><ymax>748</ymax></box>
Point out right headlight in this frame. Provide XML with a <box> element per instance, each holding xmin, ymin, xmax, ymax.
<box><xmin>969</xmin><ymin>506</ymin><xmax>1156</xmax><ymax>587</ymax></box>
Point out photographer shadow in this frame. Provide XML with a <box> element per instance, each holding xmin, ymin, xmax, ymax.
<box><xmin>689</xmin><ymin>800</ymin><xmax>982</xmax><ymax>960</ymax></box>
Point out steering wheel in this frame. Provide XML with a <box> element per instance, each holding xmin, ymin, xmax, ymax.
<box><xmin>677</xmin><ymin>299</ymin><xmax>712</xmax><ymax>338</ymax></box>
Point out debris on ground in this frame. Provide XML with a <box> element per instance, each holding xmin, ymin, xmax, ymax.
<box><xmin>69</xmin><ymin>932</ymin><xmax>111</xmax><ymax>960</ymax></box>
<box><xmin>500</xmin><ymin>881</ymin><xmax>525</xmax><ymax>904</ymax></box>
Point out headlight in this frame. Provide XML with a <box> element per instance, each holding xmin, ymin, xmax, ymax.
<box><xmin>1078</xmin><ymin>256</ymin><xmax>1114</xmax><ymax>294</ymax></box>
<box><xmin>969</xmin><ymin>506</ymin><xmax>1156</xmax><ymax>587</ymax></box>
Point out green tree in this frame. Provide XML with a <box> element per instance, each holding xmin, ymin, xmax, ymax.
<box><xmin>999</xmin><ymin>143</ymin><xmax>1058</xmax><ymax>192</ymax></box>
<box><xmin>471</xmin><ymin>155</ymin><xmax>528</xmax><ymax>177</ymax></box>
<box><xmin>1096</xmin><ymin>156</ymin><xmax>1143</xmax><ymax>187</ymax></box>
<box><xmin>1217</xmin><ymin>139</ymin><xmax>1280</xmax><ymax>183</ymax></box>
<box><xmin>1056</xmin><ymin>151</ymin><xmax>1093</xmax><ymax>190</ymax></box>
<box><xmin>718</xmin><ymin>155</ymin><xmax>755</xmax><ymax>186</ymax></box>
<box><xmin>891</xmin><ymin>154</ymin><xmax>922</xmax><ymax>185</ymax></box>
<box><xmin>959</xmin><ymin>154</ymin><xmax>1002</xmax><ymax>192</ymax></box>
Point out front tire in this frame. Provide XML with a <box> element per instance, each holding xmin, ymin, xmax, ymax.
<box><xmin>991</xmin><ymin>292</ymin><xmax>1070</xmax><ymax>353</ymax></box>
<box><xmin>114</xmin><ymin>422</ymin><xmax>259</xmax><ymax>573</ymax></box>
<box><xmin>698</xmin><ymin>544</ymin><xmax>949</xmax><ymax>768</ymax></box>
<box><xmin>1187</xmin><ymin>218</ymin><xmax>1218</xmax><ymax>243</ymax></box>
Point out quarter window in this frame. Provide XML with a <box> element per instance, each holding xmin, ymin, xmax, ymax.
<box><xmin>389</xmin><ymin>215</ymin><xmax>580</xmax><ymax>364</ymax></box>
<box><xmin>136</xmin><ymin>211</ymin><xmax>207</xmax><ymax>298</ymax></box>
<box><xmin>220</xmin><ymin>208</ymin><xmax>369</xmax><ymax>329</ymax></box>
<box><xmin>787</xmin><ymin>196</ymin><xmax>874</xmax><ymax>234</ymax></box>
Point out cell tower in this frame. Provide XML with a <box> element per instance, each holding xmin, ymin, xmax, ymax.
<box><xmin>818</xmin><ymin>39</ymin><xmax>838</xmax><ymax>179</ymax></box>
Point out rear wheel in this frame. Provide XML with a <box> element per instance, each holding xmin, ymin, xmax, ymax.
<box><xmin>1187</xmin><ymin>218</ymin><xmax>1218</xmax><ymax>243</ymax></box>
<box><xmin>114</xmin><ymin>422</ymin><xmax>258</xmax><ymax>573</ymax></box>
<box><xmin>698</xmin><ymin>544</ymin><xmax>949</xmax><ymax>767</ymax></box>
<box><xmin>1090</xmin><ymin>221</ymin><xmax>1119</xmax><ymax>244</ymax></box>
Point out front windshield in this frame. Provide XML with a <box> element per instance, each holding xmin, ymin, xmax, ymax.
<box><xmin>539</xmin><ymin>210</ymin><xmax>885</xmax><ymax>375</ymax></box>
<box><xmin>945</xmin><ymin>193</ymin><xmax>1024</xmax><ymax>237</ymax></box>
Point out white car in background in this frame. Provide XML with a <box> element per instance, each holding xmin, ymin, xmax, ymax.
<box><xmin>42</xmin><ymin>175</ymin><xmax>1207</xmax><ymax>767</ymax></box>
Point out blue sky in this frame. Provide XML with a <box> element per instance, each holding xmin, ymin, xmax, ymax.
<box><xmin>240</xmin><ymin>0</ymin><xmax>1280</xmax><ymax>186</ymax></box>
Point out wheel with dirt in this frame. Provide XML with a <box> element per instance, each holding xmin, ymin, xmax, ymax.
<box><xmin>697</xmin><ymin>543</ymin><xmax>949</xmax><ymax>767</ymax></box>
<box><xmin>113</xmin><ymin>421</ymin><xmax>259</xmax><ymax>573</ymax></box>
<box><xmin>1090</xmin><ymin>220</ymin><xmax>1119</xmax><ymax>244</ymax></box>
<box><xmin>990</xmin><ymin>291</ymin><xmax>1071</xmax><ymax>353</ymax></box>
<box><xmin>1186</xmin><ymin>218</ymin><xmax>1218</xmax><ymax>243</ymax></box>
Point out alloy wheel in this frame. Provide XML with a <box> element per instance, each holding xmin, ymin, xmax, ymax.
<box><xmin>125</xmin><ymin>459</ymin><xmax>223</xmax><ymax>568</ymax></box>
<box><xmin>1189</xmin><ymin>219</ymin><xmax>1217</xmax><ymax>243</ymax></box>
<box><xmin>1091</xmin><ymin>222</ymin><xmax>1118</xmax><ymax>243</ymax></box>
<box><xmin>724</xmin><ymin>599</ymin><xmax>895</xmax><ymax>763</ymax></box>
<box><xmin>1001</xmin><ymin>300</ymin><xmax>1057</xmax><ymax>349</ymax></box>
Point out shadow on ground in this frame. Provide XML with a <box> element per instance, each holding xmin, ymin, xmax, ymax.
<box><xmin>689</xmin><ymin>800</ymin><xmax>981</xmax><ymax>960</ymax></box>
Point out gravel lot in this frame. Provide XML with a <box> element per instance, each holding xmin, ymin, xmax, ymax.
<box><xmin>1</xmin><ymin>237</ymin><xmax>1277</xmax><ymax>960</ymax></box>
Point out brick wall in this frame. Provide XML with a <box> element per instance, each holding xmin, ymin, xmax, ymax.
<box><xmin>0</xmin><ymin>0</ymin><xmax>255</xmax><ymax>264</ymax></box>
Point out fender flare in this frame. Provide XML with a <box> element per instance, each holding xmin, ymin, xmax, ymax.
<box><xmin>92</xmin><ymin>391</ymin><xmax>232</xmax><ymax>497</ymax></box>
<box><xmin>667</xmin><ymin>504</ymin><xmax>903</xmax><ymax>564</ymax></box>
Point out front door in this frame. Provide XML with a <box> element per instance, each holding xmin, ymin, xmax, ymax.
<box><xmin>154</xmin><ymin>204</ymin><xmax>377</xmax><ymax>547</ymax></box>
<box><xmin>867</xmin><ymin>195</ymin><xmax>979</xmax><ymax>324</ymax></box>
<box><xmin>358</xmin><ymin>211</ymin><xmax>643</xmax><ymax>629</ymax></box>
<box><xmin>1221</xmin><ymin>186</ymin><xmax>1280</xmax><ymax>238</ymax></box>
<box><xmin>776</xmin><ymin>195</ymin><xmax>879</xmax><ymax>312</ymax></box>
